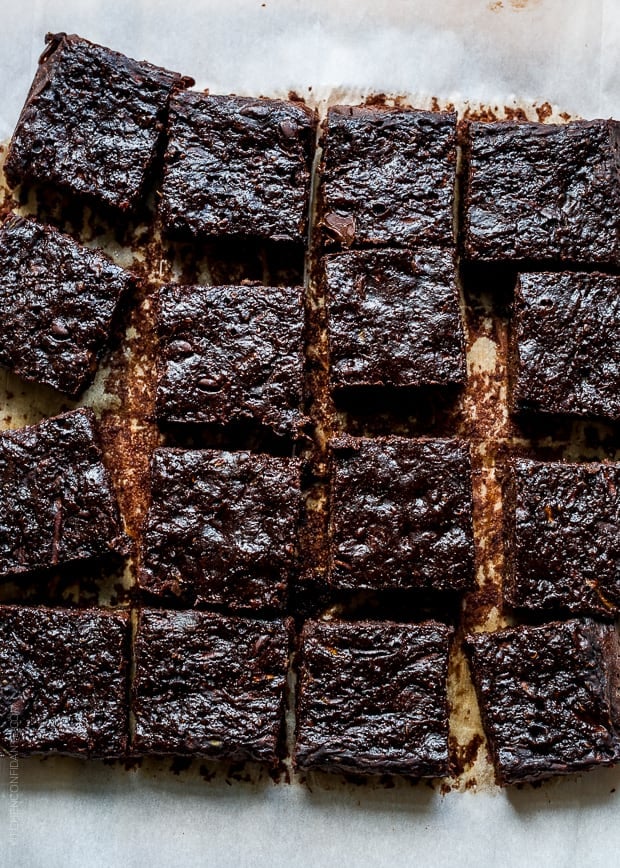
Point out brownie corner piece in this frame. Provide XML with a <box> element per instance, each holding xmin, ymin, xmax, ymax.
<box><xmin>465</xmin><ymin>620</ymin><xmax>620</xmax><ymax>785</ymax></box>
<box><xmin>159</xmin><ymin>92</ymin><xmax>317</xmax><ymax>240</ymax></box>
<box><xmin>504</xmin><ymin>457</ymin><xmax>620</xmax><ymax>618</ymax></box>
<box><xmin>318</xmin><ymin>105</ymin><xmax>457</xmax><ymax>247</ymax></box>
<box><xmin>5</xmin><ymin>32</ymin><xmax>192</xmax><ymax>211</ymax></box>
<box><xmin>510</xmin><ymin>271</ymin><xmax>620</xmax><ymax>421</ymax></box>
<box><xmin>0</xmin><ymin>215</ymin><xmax>135</xmax><ymax>397</ymax></box>
<box><xmin>0</xmin><ymin>604</ymin><xmax>129</xmax><ymax>758</ymax></box>
<box><xmin>0</xmin><ymin>408</ymin><xmax>128</xmax><ymax>578</ymax></box>
<box><xmin>139</xmin><ymin>448</ymin><xmax>302</xmax><ymax>611</ymax></box>
<box><xmin>328</xmin><ymin>436</ymin><xmax>474</xmax><ymax>593</ymax></box>
<box><xmin>294</xmin><ymin>619</ymin><xmax>453</xmax><ymax>777</ymax></box>
<box><xmin>132</xmin><ymin>609</ymin><xmax>290</xmax><ymax>761</ymax></box>
<box><xmin>156</xmin><ymin>283</ymin><xmax>306</xmax><ymax>436</ymax></box>
<box><xmin>463</xmin><ymin>119</ymin><xmax>620</xmax><ymax>264</ymax></box>
<box><xmin>323</xmin><ymin>247</ymin><xmax>465</xmax><ymax>389</ymax></box>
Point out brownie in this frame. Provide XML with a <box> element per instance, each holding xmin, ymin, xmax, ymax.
<box><xmin>0</xmin><ymin>215</ymin><xmax>135</xmax><ymax>397</ymax></box>
<box><xmin>323</xmin><ymin>247</ymin><xmax>465</xmax><ymax>389</ymax></box>
<box><xmin>318</xmin><ymin>105</ymin><xmax>457</xmax><ymax>248</ymax></box>
<box><xmin>0</xmin><ymin>409</ymin><xmax>128</xmax><ymax>578</ymax></box>
<box><xmin>463</xmin><ymin>119</ymin><xmax>620</xmax><ymax>264</ymax></box>
<box><xmin>0</xmin><ymin>605</ymin><xmax>129</xmax><ymax>757</ymax></box>
<box><xmin>510</xmin><ymin>271</ymin><xmax>620</xmax><ymax>421</ymax></box>
<box><xmin>465</xmin><ymin>620</ymin><xmax>620</xmax><ymax>785</ymax></box>
<box><xmin>295</xmin><ymin>619</ymin><xmax>453</xmax><ymax>776</ymax></box>
<box><xmin>159</xmin><ymin>92</ymin><xmax>316</xmax><ymax>240</ymax></box>
<box><xmin>328</xmin><ymin>436</ymin><xmax>474</xmax><ymax>592</ymax></box>
<box><xmin>139</xmin><ymin>448</ymin><xmax>302</xmax><ymax>610</ymax></box>
<box><xmin>132</xmin><ymin>609</ymin><xmax>290</xmax><ymax>761</ymax></box>
<box><xmin>505</xmin><ymin>458</ymin><xmax>620</xmax><ymax>618</ymax></box>
<box><xmin>156</xmin><ymin>283</ymin><xmax>305</xmax><ymax>436</ymax></box>
<box><xmin>5</xmin><ymin>32</ymin><xmax>191</xmax><ymax>211</ymax></box>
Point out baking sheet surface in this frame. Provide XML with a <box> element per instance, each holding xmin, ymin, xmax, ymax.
<box><xmin>0</xmin><ymin>2</ymin><xmax>619</xmax><ymax>866</ymax></box>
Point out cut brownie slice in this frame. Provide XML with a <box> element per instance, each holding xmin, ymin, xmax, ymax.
<box><xmin>132</xmin><ymin>609</ymin><xmax>290</xmax><ymax>761</ymax></box>
<box><xmin>465</xmin><ymin>620</ymin><xmax>620</xmax><ymax>785</ymax></box>
<box><xmin>159</xmin><ymin>92</ymin><xmax>316</xmax><ymax>240</ymax></box>
<box><xmin>295</xmin><ymin>619</ymin><xmax>453</xmax><ymax>776</ymax></box>
<box><xmin>318</xmin><ymin>105</ymin><xmax>457</xmax><ymax>247</ymax></box>
<box><xmin>511</xmin><ymin>271</ymin><xmax>620</xmax><ymax>421</ymax></box>
<box><xmin>463</xmin><ymin>119</ymin><xmax>620</xmax><ymax>264</ymax></box>
<box><xmin>328</xmin><ymin>436</ymin><xmax>474</xmax><ymax>592</ymax></box>
<box><xmin>0</xmin><ymin>605</ymin><xmax>129</xmax><ymax>758</ymax></box>
<box><xmin>323</xmin><ymin>247</ymin><xmax>465</xmax><ymax>388</ymax></box>
<box><xmin>5</xmin><ymin>32</ymin><xmax>191</xmax><ymax>211</ymax></box>
<box><xmin>0</xmin><ymin>215</ymin><xmax>135</xmax><ymax>398</ymax></box>
<box><xmin>139</xmin><ymin>448</ymin><xmax>302</xmax><ymax>610</ymax></box>
<box><xmin>156</xmin><ymin>283</ymin><xmax>305</xmax><ymax>437</ymax></box>
<box><xmin>0</xmin><ymin>409</ymin><xmax>128</xmax><ymax>578</ymax></box>
<box><xmin>505</xmin><ymin>458</ymin><xmax>620</xmax><ymax>618</ymax></box>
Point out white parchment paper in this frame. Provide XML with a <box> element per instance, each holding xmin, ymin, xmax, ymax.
<box><xmin>0</xmin><ymin>2</ymin><xmax>619</xmax><ymax>866</ymax></box>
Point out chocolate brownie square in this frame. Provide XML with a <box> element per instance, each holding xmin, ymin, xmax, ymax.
<box><xmin>511</xmin><ymin>271</ymin><xmax>620</xmax><ymax>421</ymax></box>
<box><xmin>159</xmin><ymin>92</ymin><xmax>316</xmax><ymax>240</ymax></box>
<box><xmin>505</xmin><ymin>458</ymin><xmax>620</xmax><ymax>618</ymax></box>
<box><xmin>463</xmin><ymin>120</ymin><xmax>620</xmax><ymax>264</ymax></box>
<box><xmin>139</xmin><ymin>448</ymin><xmax>302</xmax><ymax>610</ymax></box>
<box><xmin>323</xmin><ymin>247</ymin><xmax>465</xmax><ymax>388</ymax></box>
<box><xmin>0</xmin><ymin>605</ymin><xmax>129</xmax><ymax>757</ymax></box>
<box><xmin>156</xmin><ymin>283</ymin><xmax>305</xmax><ymax>437</ymax></box>
<box><xmin>328</xmin><ymin>436</ymin><xmax>474</xmax><ymax>592</ymax></box>
<box><xmin>465</xmin><ymin>620</ymin><xmax>620</xmax><ymax>785</ymax></box>
<box><xmin>318</xmin><ymin>106</ymin><xmax>457</xmax><ymax>247</ymax></box>
<box><xmin>0</xmin><ymin>215</ymin><xmax>135</xmax><ymax>397</ymax></box>
<box><xmin>0</xmin><ymin>409</ymin><xmax>128</xmax><ymax>578</ymax></box>
<box><xmin>295</xmin><ymin>619</ymin><xmax>453</xmax><ymax>776</ymax></box>
<box><xmin>132</xmin><ymin>609</ymin><xmax>290</xmax><ymax>761</ymax></box>
<box><xmin>5</xmin><ymin>32</ymin><xmax>191</xmax><ymax>211</ymax></box>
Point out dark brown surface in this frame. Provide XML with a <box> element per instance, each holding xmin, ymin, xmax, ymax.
<box><xmin>463</xmin><ymin>119</ymin><xmax>620</xmax><ymax>263</ymax></box>
<box><xmin>327</xmin><ymin>436</ymin><xmax>474</xmax><ymax>592</ymax></box>
<box><xmin>0</xmin><ymin>215</ymin><xmax>135</xmax><ymax>398</ymax></box>
<box><xmin>132</xmin><ymin>608</ymin><xmax>290</xmax><ymax>761</ymax></box>
<box><xmin>156</xmin><ymin>283</ymin><xmax>306</xmax><ymax>437</ymax></box>
<box><xmin>0</xmin><ymin>604</ymin><xmax>129</xmax><ymax>758</ymax></box>
<box><xmin>504</xmin><ymin>458</ymin><xmax>620</xmax><ymax>617</ymax></box>
<box><xmin>5</xmin><ymin>32</ymin><xmax>191</xmax><ymax>211</ymax></box>
<box><xmin>139</xmin><ymin>448</ymin><xmax>302</xmax><ymax>611</ymax></box>
<box><xmin>159</xmin><ymin>92</ymin><xmax>316</xmax><ymax>240</ymax></box>
<box><xmin>465</xmin><ymin>620</ymin><xmax>620</xmax><ymax>785</ymax></box>
<box><xmin>295</xmin><ymin>619</ymin><xmax>453</xmax><ymax>776</ymax></box>
<box><xmin>318</xmin><ymin>105</ymin><xmax>457</xmax><ymax>248</ymax></box>
<box><xmin>323</xmin><ymin>247</ymin><xmax>465</xmax><ymax>388</ymax></box>
<box><xmin>0</xmin><ymin>409</ymin><xmax>129</xmax><ymax>579</ymax></box>
<box><xmin>511</xmin><ymin>271</ymin><xmax>620</xmax><ymax>421</ymax></box>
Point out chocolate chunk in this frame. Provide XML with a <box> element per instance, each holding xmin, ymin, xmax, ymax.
<box><xmin>295</xmin><ymin>619</ymin><xmax>453</xmax><ymax>776</ymax></box>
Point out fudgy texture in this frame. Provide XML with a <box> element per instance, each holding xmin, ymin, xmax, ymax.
<box><xmin>5</xmin><ymin>32</ymin><xmax>191</xmax><ymax>211</ymax></box>
<box><xmin>0</xmin><ymin>605</ymin><xmax>129</xmax><ymax>758</ymax></box>
<box><xmin>0</xmin><ymin>215</ymin><xmax>135</xmax><ymax>397</ymax></box>
<box><xmin>156</xmin><ymin>283</ymin><xmax>305</xmax><ymax>436</ymax></box>
<box><xmin>328</xmin><ymin>436</ymin><xmax>474</xmax><ymax>592</ymax></box>
<box><xmin>295</xmin><ymin>619</ymin><xmax>453</xmax><ymax>776</ymax></box>
<box><xmin>511</xmin><ymin>271</ymin><xmax>620</xmax><ymax>421</ymax></box>
<box><xmin>465</xmin><ymin>620</ymin><xmax>620</xmax><ymax>785</ymax></box>
<box><xmin>139</xmin><ymin>449</ymin><xmax>302</xmax><ymax>610</ymax></box>
<box><xmin>505</xmin><ymin>459</ymin><xmax>620</xmax><ymax>618</ymax></box>
<box><xmin>318</xmin><ymin>106</ymin><xmax>457</xmax><ymax>247</ymax></box>
<box><xmin>132</xmin><ymin>609</ymin><xmax>290</xmax><ymax>761</ymax></box>
<box><xmin>464</xmin><ymin>120</ymin><xmax>620</xmax><ymax>263</ymax></box>
<box><xmin>159</xmin><ymin>92</ymin><xmax>316</xmax><ymax>240</ymax></box>
<box><xmin>0</xmin><ymin>409</ymin><xmax>128</xmax><ymax>578</ymax></box>
<box><xmin>323</xmin><ymin>247</ymin><xmax>465</xmax><ymax>388</ymax></box>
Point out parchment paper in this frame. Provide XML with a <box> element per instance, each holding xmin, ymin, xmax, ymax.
<box><xmin>0</xmin><ymin>2</ymin><xmax>619</xmax><ymax>866</ymax></box>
